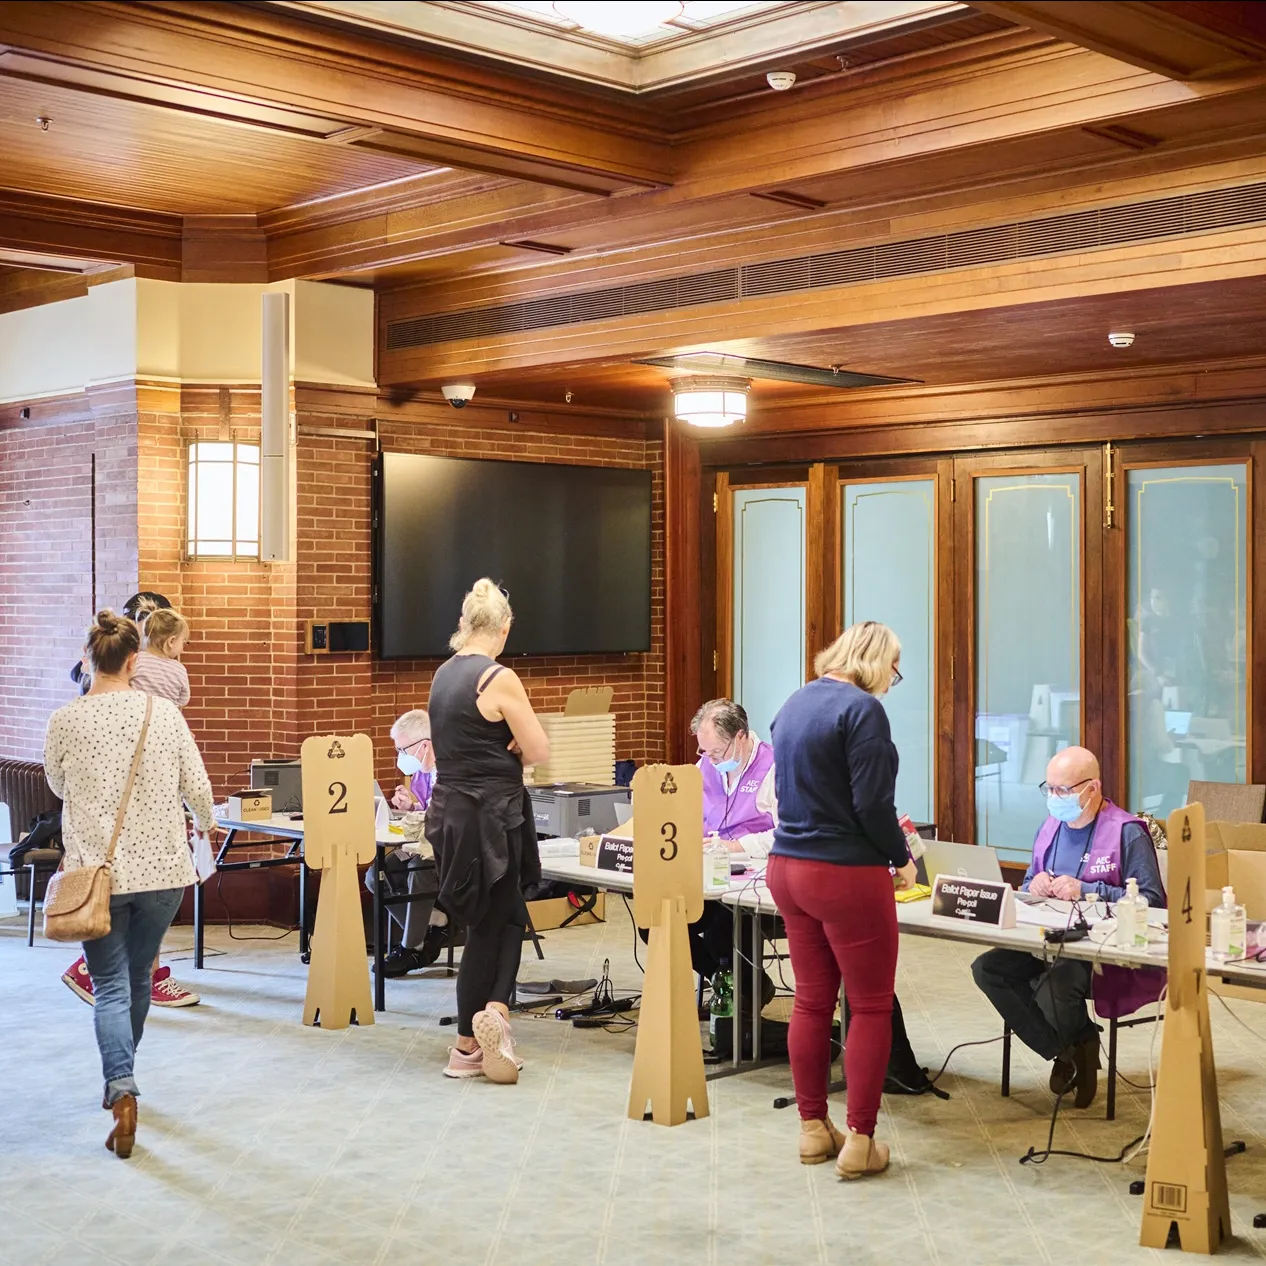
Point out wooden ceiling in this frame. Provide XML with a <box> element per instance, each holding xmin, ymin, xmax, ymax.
<box><xmin>2</xmin><ymin>0</ymin><xmax>1266</xmax><ymax>426</ymax></box>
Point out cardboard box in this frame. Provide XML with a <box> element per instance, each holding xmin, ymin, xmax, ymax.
<box><xmin>578</xmin><ymin>833</ymin><xmax>601</xmax><ymax>866</ymax></box>
<box><xmin>1203</xmin><ymin>821</ymin><xmax>1266</xmax><ymax>1007</ymax></box>
<box><xmin>227</xmin><ymin>789</ymin><xmax>273</xmax><ymax>822</ymax></box>
<box><xmin>1203</xmin><ymin>821</ymin><xmax>1266</xmax><ymax>918</ymax></box>
<box><xmin>528</xmin><ymin>892</ymin><xmax>606</xmax><ymax>931</ymax></box>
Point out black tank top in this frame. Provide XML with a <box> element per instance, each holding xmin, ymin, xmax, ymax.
<box><xmin>429</xmin><ymin>654</ymin><xmax>522</xmax><ymax>792</ymax></box>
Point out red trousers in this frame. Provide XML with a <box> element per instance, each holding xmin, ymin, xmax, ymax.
<box><xmin>766</xmin><ymin>855</ymin><xmax>897</xmax><ymax>1134</ymax></box>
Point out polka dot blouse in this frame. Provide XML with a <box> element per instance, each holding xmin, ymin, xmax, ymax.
<box><xmin>44</xmin><ymin>691</ymin><xmax>215</xmax><ymax>895</ymax></box>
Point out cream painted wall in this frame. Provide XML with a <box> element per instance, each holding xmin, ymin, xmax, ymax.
<box><xmin>0</xmin><ymin>278</ymin><xmax>139</xmax><ymax>402</ymax></box>
<box><xmin>1</xmin><ymin>278</ymin><xmax>375</xmax><ymax>402</ymax></box>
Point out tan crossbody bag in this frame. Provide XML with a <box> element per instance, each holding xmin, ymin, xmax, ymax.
<box><xmin>43</xmin><ymin>695</ymin><xmax>153</xmax><ymax>943</ymax></box>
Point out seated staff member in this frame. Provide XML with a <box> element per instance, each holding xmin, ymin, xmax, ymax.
<box><xmin>365</xmin><ymin>709</ymin><xmax>448</xmax><ymax>977</ymax></box>
<box><xmin>697</xmin><ymin>698</ymin><xmax>777</xmax><ymax>858</ymax></box>
<box><xmin>636</xmin><ymin>700</ymin><xmax>777</xmax><ymax>1013</ymax></box>
<box><xmin>971</xmin><ymin>746</ymin><xmax>1165</xmax><ymax>1109</ymax></box>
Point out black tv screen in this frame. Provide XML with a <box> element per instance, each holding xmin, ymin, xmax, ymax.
<box><xmin>374</xmin><ymin>452</ymin><xmax>652</xmax><ymax>658</ymax></box>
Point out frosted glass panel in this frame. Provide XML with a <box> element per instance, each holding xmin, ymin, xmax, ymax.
<box><xmin>976</xmin><ymin>473</ymin><xmax>1081</xmax><ymax>862</ymax></box>
<box><xmin>843</xmin><ymin>480</ymin><xmax>935</xmax><ymax>823</ymax></box>
<box><xmin>1127</xmin><ymin>464</ymin><xmax>1247</xmax><ymax>817</ymax></box>
<box><xmin>733</xmin><ymin>487</ymin><xmax>805</xmax><ymax>739</ymax></box>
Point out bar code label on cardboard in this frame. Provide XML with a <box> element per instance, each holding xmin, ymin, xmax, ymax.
<box><xmin>1149</xmin><ymin>1182</ymin><xmax>1188</xmax><ymax>1215</ymax></box>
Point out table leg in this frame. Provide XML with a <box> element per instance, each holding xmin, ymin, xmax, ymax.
<box><xmin>373</xmin><ymin>843</ymin><xmax>386</xmax><ymax>1013</ymax></box>
<box><xmin>731</xmin><ymin>901</ymin><xmax>743</xmax><ymax>1070</ymax></box>
<box><xmin>193</xmin><ymin>870</ymin><xmax>204</xmax><ymax>969</ymax></box>
<box><xmin>1001</xmin><ymin>1024</ymin><xmax>1012</xmax><ymax>1098</ymax></box>
<box><xmin>751</xmin><ymin>909</ymin><xmax>762</xmax><ymax>1068</ymax></box>
<box><xmin>298</xmin><ymin>858</ymin><xmax>310</xmax><ymax>964</ymax></box>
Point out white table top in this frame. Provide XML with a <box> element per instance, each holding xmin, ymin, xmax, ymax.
<box><xmin>214</xmin><ymin>810</ymin><xmax>401</xmax><ymax>847</ymax></box>
<box><xmin>538</xmin><ymin>855</ymin><xmax>1266</xmax><ymax>991</ymax></box>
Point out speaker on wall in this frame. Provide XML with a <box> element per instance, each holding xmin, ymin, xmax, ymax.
<box><xmin>260</xmin><ymin>290</ymin><xmax>293</xmax><ymax>563</ymax></box>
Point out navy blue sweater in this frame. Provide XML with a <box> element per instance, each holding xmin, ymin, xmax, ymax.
<box><xmin>770</xmin><ymin>677</ymin><xmax>908</xmax><ymax>869</ymax></box>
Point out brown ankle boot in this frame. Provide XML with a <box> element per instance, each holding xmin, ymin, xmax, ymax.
<box><xmin>835</xmin><ymin>1129</ymin><xmax>890</xmax><ymax>1180</ymax></box>
<box><xmin>799</xmin><ymin>1117</ymin><xmax>845</xmax><ymax>1165</ymax></box>
<box><xmin>105</xmin><ymin>1094</ymin><xmax>137</xmax><ymax>1159</ymax></box>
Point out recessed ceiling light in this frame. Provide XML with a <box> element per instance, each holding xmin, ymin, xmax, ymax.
<box><xmin>553</xmin><ymin>2</ymin><xmax>683</xmax><ymax>40</ymax></box>
<box><xmin>1108</xmin><ymin>331</ymin><xmax>1135</xmax><ymax>347</ymax></box>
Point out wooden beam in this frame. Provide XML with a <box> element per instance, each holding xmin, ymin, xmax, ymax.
<box><xmin>973</xmin><ymin>2</ymin><xmax>1266</xmax><ymax>80</ymax></box>
<box><xmin>0</xmin><ymin>1</ymin><xmax>672</xmax><ymax>193</ymax></box>
<box><xmin>664</xmin><ymin>420</ymin><xmax>704</xmax><ymax>764</ymax></box>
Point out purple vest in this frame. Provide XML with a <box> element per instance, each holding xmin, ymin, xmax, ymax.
<box><xmin>1033</xmin><ymin>800</ymin><xmax>1166</xmax><ymax>1019</ymax></box>
<box><xmin>699</xmin><ymin>740</ymin><xmax>775</xmax><ymax>841</ymax></box>
<box><xmin>411</xmin><ymin>769</ymin><xmax>435</xmax><ymax>812</ymax></box>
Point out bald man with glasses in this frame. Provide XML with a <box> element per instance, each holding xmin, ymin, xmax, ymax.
<box><xmin>971</xmin><ymin>746</ymin><xmax>1165</xmax><ymax>1109</ymax></box>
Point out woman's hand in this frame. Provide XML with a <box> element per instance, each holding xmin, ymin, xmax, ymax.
<box><xmin>893</xmin><ymin>860</ymin><xmax>919</xmax><ymax>891</ymax></box>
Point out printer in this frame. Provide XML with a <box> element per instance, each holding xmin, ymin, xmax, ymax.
<box><xmin>527</xmin><ymin>783</ymin><xmax>630</xmax><ymax>838</ymax></box>
<box><xmin>250</xmin><ymin>759</ymin><xmax>304</xmax><ymax>813</ymax></box>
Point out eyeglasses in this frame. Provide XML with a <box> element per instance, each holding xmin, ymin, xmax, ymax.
<box><xmin>1038</xmin><ymin>778</ymin><xmax>1094</xmax><ymax>797</ymax></box>
<box><xmin>891</xmin><ymin>668</ymin><xmax>903</xmax><ymax>688</ymax></box>
<box><xmin>395</xmin><ymin>737</ymin><xmax>430</xmax><ymax>756</ymax></box>
<box><xmin>696</xmin><ymin>735</ymin><xmax>737</xmax><ymax>763</ymax></box>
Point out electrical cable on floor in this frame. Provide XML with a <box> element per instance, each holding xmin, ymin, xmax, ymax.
<box><xmin>215</xmin><ymin>872</ymin><xmax>298</xmax><ymax>942</ymax></box>
<box><xmin>620</xmin><ymin>895</ymin><xmax>644</xmax><ymax>973</ymax></box>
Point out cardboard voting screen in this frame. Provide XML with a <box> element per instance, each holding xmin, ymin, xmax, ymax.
<box><xmin>631</xmin><ymin>764</ymin><xmax>703</xmax><ymax>929</ymax></box>
<box><xmin>1139</xmin><ymin>803</ymin><xmax>1230</xmax><ymax>1253</ymax></box>
<box><xmin>299</xmin><ymin>734</ymin><xmax>376</xmax><ymax>1030</ymax></box>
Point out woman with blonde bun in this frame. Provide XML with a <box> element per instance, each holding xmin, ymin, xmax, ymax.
<box><xmin>424</xmin><ymin>580</ymin><xmax>550</xmax><ymax>1083</ymax></box>
<box><xmin>44</xmin><ymin>610</ymin><xmax>216</xmax><ymax>1157</ymax></box>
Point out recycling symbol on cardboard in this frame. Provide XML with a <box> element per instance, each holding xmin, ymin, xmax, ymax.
<box><xmin>1181</xmin><ymin>818</ymin><xmax>1192</xmax><ymax>843</ymax></box>
<box><xmin>660</xmin><ymin>771</ymin><xmax>678</xmax><ymax>795</ymax></box>
<box><xmin>328</xmin><ymin>740</ymin><xmax>346</xmax><ymax>759</ymax></box>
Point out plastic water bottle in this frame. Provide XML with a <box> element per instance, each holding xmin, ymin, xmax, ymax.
<box><xmin>1113</xmin><ymin>877</ymin><xmax>1149</xmax><ymax>950</ymax></box>
<box><xmin>1210</xmin><ymin>886</ymin><xmax>1247</xmax><ymax>962</ymax></box>
<box><xmin>708</xmin><ymin>969</ymin><xmax>734</xmax><ymax>1049</ymax></box>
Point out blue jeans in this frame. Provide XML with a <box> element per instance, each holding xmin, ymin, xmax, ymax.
<box><xmin>81</xmin><ymin>888</ymin><xmax>185</xmax><ymax>1105</ymax></box>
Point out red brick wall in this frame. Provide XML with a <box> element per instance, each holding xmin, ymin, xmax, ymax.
<box><xmin>133</xmin><ymin>385</ymin><xmax>665</xmax><ymax>799</ymax></box>
<box><xmin>0</xmin><ymin>388</ymin><xmax>141</xmax><ymax>763</ymax></box>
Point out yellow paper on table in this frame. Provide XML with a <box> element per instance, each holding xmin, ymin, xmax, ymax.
<box><xmin>895</xmin><ymin>884</ymin><xmax>933</xmax><ymax>903</ymax></box>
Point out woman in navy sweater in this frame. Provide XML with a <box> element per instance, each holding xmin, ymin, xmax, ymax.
<box><xmin>768</xmin><ymin>621</ymin><xmax>916</xmax><ymax>1179</ymax></box>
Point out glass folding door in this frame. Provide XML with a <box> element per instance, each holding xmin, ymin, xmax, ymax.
<box><xmin>729</xmin><ymin>485</ymin><xmax>807</xmax><ymax>739</ymax></box>
<box><xmin>1125</xmin><ymin>462</ymin><xmax>1249</xmax><ymax>817</ymax></box>
<box><xmin>962</xmin><ymin>463</ymin><xmax>1089</xmax><ymax>863</ymax></box>
<box><xmin>842</xmin><ymin>478</ymin><xmax>937</xmax><ymax>825</ymax></box>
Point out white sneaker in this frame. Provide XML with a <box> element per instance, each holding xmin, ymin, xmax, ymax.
<box><xmin>472</xmin><ymin>1009</ymin><xmax>521</xmax><ymax>1084</ymax></box>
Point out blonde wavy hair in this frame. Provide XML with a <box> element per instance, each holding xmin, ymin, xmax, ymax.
<box><xmin>814</xmin><ymin>621</ymin><xmax>901</xmax><ymax>695</ymax></box>
<box><xmin>143</xmin><ymin>607</ymin><xmax>189</xmax><ymax>656</ymax></box>
<box><xmin>449</xmin><ymin>578</ymin><xmax>513</xmax><ymax>652</ymax></box>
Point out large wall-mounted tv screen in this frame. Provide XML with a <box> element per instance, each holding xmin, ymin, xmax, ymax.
<box><xmin>374</xmin><ymin>452</ymin><xmax>652</xmax><ymax>658</ymax></box>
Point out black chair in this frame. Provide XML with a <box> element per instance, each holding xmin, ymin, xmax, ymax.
<box><xmin>0</xmin><ymin>844</ymin><xmax>63</xmax><ymax>946</ymax></box>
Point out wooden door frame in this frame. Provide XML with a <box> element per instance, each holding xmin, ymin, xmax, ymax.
<box><xmin>1105</xmin><ymin>438</ymin><xmax>1258</xmax><ymax>801</ymax></box>
<box><xmin>952</xmin><ymin>447</ymin><xmax>1105</xmax><ymax>850</ymax></box>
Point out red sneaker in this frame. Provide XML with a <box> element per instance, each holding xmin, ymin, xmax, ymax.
<box><xmin>150</xmin><ymin>966</ymin><xmax>200</xmax><ymax>1008</ymax></box>
<box><xmin>62</xmin><ymin>956</ymin><xmax>95</xmax><ymax>1005</ymax></box>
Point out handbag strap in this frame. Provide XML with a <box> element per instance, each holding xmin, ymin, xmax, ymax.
<box><xmin>104</xmin><ymin>694</ymin><xmax>153</xmax><ymax>869</ymax></box>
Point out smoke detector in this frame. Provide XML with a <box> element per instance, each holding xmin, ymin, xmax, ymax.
<box><xmin>766</xmin><ymin>71</ymin><xmax>796</xmax><ymax>91</ymax></box>
<box><xmin>1108</xmin><ymin>331</ymin><xmax>1135</xmax><ymax>348</ymax></box>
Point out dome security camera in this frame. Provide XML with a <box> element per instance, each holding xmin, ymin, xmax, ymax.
<box><xmin>441</xmin><ymin>383</ymin><xmax>476</xmax><ymax>408</ymax></box>
<box><xmin>1107</xmin><ymin>331</ymin><xmax>1135</xmax><ymax>348</ymax></box>
<box><xmin>766</xmin><ymin>70</ymin><xmax>796</xmax><ymax>91</ymax></box>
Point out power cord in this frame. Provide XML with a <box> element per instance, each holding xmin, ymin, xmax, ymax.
<box><xmin>214</xmin><ymin>871</ymin><xmax>297</xmax><ymax>942</ymax></box>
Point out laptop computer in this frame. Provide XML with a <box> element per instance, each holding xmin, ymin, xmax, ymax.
<box><xmin>921</xmin><ymin>839</ymin><xmax>1004</xmax><ymax>887</ymax></box>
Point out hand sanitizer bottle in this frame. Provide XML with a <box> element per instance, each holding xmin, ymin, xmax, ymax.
<box><xmin>1210</xmin><ymin>886</ymin><xmax>1247</xmax><ymax>962</ymax></box>
<box><xmin>1113</xmin><ymin>877</ymin><xmax>1148</xmax><ymax>949</ymax></box>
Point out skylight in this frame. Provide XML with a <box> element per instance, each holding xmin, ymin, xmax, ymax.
<box><xmin>477</xmin><ymin>1</ymin><xmax>785</xmax><ymax>47</ymax></box>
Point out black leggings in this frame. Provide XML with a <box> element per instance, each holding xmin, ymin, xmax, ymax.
<box><xmin>456</xmin><ymin>862</ymin><xmax>528</xmax><ymax>1038</ymax></box>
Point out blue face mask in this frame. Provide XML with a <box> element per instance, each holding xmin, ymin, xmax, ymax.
<box><xmin>712</xmin><ymin>758</ymin><xmax>740</xmax><ymax>775</ymax></box>
<box><xmin>397</xmin><ymin>751</ymin><xmax>424</xmax><ymax>777</ymax></box>
<box><xmin>1046</xmin><ymin>792</ymin><xmax>1083</xmax><ymax>823</ymax></box>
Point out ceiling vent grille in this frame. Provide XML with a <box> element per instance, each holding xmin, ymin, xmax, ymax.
<box><xmin>385</xmin><ymin>180</ymin><xmax>1266</xmax><ymax>353</ymax></box>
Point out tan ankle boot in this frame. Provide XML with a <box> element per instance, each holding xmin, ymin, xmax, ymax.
<box><xmin>835</xmin><ymin>1129</ymin><xmax>890</xmax><ymax>1180</ymax></box>
<box><xmin>799</xmin><ymin>1117</ymin><xmax>845</xmax><ymax>1165</ymax></box>
<box><xmin>105</xmin><ymin>1094</ymin><xmax>137</xmax><ymax>1159</ymax></box>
